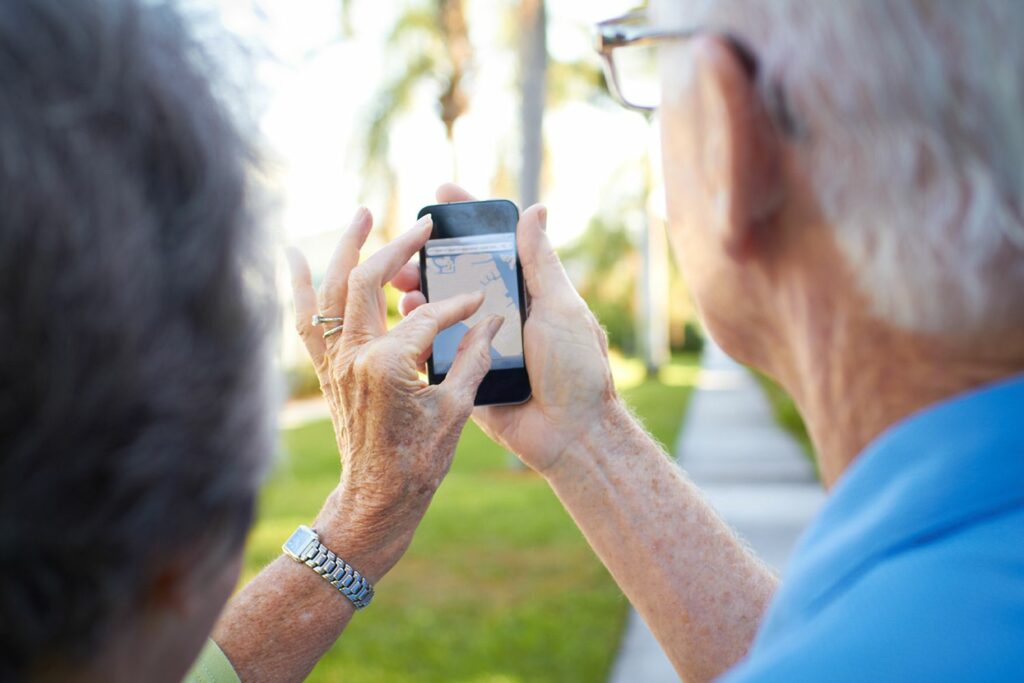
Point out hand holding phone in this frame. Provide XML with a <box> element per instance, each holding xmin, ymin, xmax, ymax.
<box><xmin>396</xmin><ymin>185</ymin><xmax>617</xmax><ymax>476</ymax></box>
<box><xmin>418</xmin><ymin>199</ymin><xmax>532</xmax><ymax>406</ymax></box>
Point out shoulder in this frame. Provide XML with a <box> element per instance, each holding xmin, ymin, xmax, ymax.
<box><xmin>722</xmin><ymin>506</ymin><xmax>1024</xmax><ymax>682</ymax></box>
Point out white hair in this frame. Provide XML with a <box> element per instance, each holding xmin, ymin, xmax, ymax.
<box><xmin>655</xmin><ymin>0</ymin><xmax>1024</xmax><ymax>335</ymax></box>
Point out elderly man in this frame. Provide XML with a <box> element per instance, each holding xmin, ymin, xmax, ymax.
<box><xmin>393</xmin><ymin>1</ymin><xmax>1024</xmax><ymax>681</ymax></box>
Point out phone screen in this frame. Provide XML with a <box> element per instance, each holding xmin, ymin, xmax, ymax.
<box><xmin>418</xmin><ymin>199</ymin><xmax>531</xmax><ymax>406</ymax></box>
<box><xmin>423</xmin><ymin>233</ymin><xmax>524</xmax><ymax>373</ymax></box>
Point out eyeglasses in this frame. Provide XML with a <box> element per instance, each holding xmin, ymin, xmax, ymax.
<box><xmin>594</xmin><ymin>10</ymin><xmax>760</xmax><ymax>114</ymax></box>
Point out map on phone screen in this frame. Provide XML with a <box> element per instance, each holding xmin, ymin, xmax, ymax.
<box><xmin>424</xmin><ymin>233</ymin><xmax>525</xmax><ymax>374</ymax></box>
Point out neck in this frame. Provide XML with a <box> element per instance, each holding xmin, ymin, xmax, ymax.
<box><xmin>780</xmin><ymin>309</ymin><xmax>1024</xmax><ymax>487</ymax></box>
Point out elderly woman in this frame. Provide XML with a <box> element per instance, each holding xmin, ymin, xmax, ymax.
<box><xmin>0</xmin><ymin>1</ymin><xmax>502</xmax><ymax>681</ymax></box>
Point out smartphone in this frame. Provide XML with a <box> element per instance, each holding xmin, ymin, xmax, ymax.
<box><xmin>418</xmin><ymin>199</ymin><xmax>532</xmax><ymax>406</ymax></box>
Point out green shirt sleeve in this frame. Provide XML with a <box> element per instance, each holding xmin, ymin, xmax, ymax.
<box><xmin>183</xmin><ymin>639</ymin><xmax>241</xmax><ymax>683</ymax></box>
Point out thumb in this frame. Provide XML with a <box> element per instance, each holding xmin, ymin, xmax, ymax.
<box><xmin>517</xmin><ymin>205</ymin><xmax>574</xmax><ymax>301</ymax></box>
<box><xmin>441</xmin><ymin>315</ymin><xmax>504</xmax><ymax>402</ymax></box>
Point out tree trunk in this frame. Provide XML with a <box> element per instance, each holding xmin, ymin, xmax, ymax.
<box><xmin>507</xmin><ymin>0</ymin><xmax>547</xmax><ymax>470</ymax></box>
<box><xmin>518</xmin><ymin>0</ymin><xmax>547</xmax><ymax>210</ymax></box>
<box><xmin>642</xmin><ymin>203</ymin><xmax>671</xmax><ymax>377</ymax></box>
<box><xmin>640</xmin><ymin>132</ymin><xmax>670</xmax><ymax>377</ymax></box>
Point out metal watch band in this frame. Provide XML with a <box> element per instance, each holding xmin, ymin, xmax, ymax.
<box><xmin>282</xmin><ymin>525</ymin><xmax>375</xmax><ymax>610</ymax></box>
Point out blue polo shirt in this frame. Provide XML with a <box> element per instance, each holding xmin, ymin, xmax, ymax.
<box><xmin>722</xmin><ymin>374</ymin><xmax>1024</xmax><ymax>682</ymax></box>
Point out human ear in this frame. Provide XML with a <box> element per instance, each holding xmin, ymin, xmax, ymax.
<box><xmin>690</xmin><ymin>36</ymin><xmax>784</xmax><ymax>261</ymax></box>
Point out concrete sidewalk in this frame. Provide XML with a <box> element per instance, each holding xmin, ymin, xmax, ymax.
<box><xmin>608</xmin><ymin>342</ymin><xmax>826</xmax><ymax>683</ymax></box>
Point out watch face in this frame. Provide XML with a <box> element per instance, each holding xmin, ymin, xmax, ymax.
<box><xmin>282</xmin><ymin>525</ymin><xmax>317</xmax><ymax>560</ymax></box>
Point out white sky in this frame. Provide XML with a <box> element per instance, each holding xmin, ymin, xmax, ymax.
<box><xmin>202</xmin><ymin>0</ymin><xmax>652</xmax><ymax>266</ymax></box>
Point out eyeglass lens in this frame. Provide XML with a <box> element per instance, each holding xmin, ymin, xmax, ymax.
<box><xmin>612</xmin><ymin>41</ymin><xmax>661</xmax><ymax>110</ymax></box>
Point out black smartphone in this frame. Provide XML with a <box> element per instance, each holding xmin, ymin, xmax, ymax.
<box><xmin>418</xmin><ymin>199</ymin><xmax>532</xmax><ymax>406</ymax></box>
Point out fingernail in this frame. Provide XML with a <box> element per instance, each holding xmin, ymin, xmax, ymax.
<box><xmin>487</xmin><ymin>314</ymin><xmax>504</xmax><ymax>335</ymax></box>
<box><xmin>348</xmin><ymin>208</ymin><xmax>372</xmax><ymax>236</ymax></box>
<box><xmin>537</xmin><ymin>206</ymin><xmax>548</xmax><ymax>230</ymax></box>
<box><xmin>352</xmin><ymin>206</ymin><xmax>371</xmax><ymax>226</ymax></box>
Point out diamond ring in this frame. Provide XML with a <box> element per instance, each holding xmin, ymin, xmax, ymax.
<box><xmin>312</xmin><ymin>314</ymin><xmax>343</xmax><ymax>327</ymax></box>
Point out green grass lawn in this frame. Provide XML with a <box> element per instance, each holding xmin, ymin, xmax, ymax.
<box><xmin>242</xmin><ymin>354</ymin><xmax>697</xmax><ymax>683</ymax></box>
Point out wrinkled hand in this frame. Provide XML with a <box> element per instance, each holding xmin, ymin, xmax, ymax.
<box><xmin>287</xmin><ymin>209</ymin><xmax>503</xmax><ymax>579</ymax></box>
<box><xmin>392</xmin><ymin>185</ymin><xmax>620</xmax><ymax>476</ymax></box>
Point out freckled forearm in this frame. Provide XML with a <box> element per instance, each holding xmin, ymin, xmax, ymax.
<box><xmin>544</xmin><ymin>403</ymin><xmax>778</xmax><ymax>682</ymax></box>
<box><xmin>213</xmin><ymin>555</ymin><xmax>355</xmax><ymax>683</ymax></box>
<box><xmin>212</xmin><ymin>487</ymin><xmax>414</xmax><ymax>683</ymax></box>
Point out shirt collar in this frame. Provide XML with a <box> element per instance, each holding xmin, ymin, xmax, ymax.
<box><xmin>766</xmin><ymin>373</ymin><xmax>1024</xmax><ymax>626</ymax></box>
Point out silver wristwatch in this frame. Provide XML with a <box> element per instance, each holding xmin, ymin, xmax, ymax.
<box><xmin>282</xmin><ymin>525</ymin><xmax>375</xmax><ymax>610</ymax></box>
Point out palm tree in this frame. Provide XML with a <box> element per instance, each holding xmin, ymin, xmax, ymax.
<box><xmin>359</xmin><ymin>0</ymin><xmax>472</xmax><ymax>236</ymax></box>
<box><xmin>356</xmin><ymin>0</ymin><xmax>599</xmax><ymax>234</ymax></box>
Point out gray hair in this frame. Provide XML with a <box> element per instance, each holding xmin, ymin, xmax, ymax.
<box><xmin>0</xmin><ymin>0</ymin><xmax>274</xmax><ymax>676</ymax></box>
<box><xmin>656</xmin><ymin>0</ymin><xmax>1024</xmax><ymax>334</ymax></box>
